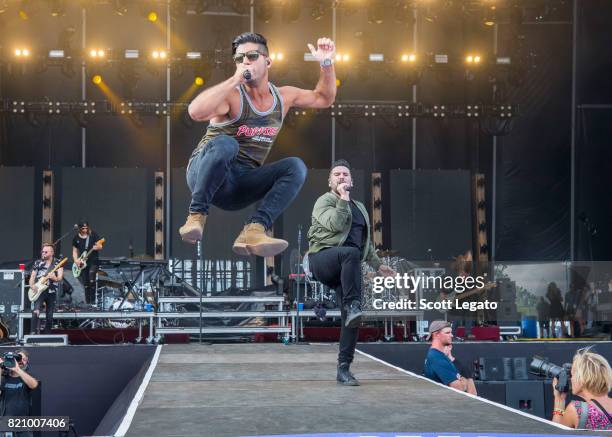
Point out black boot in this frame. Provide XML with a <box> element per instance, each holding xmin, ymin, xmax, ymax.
<box><xmin>337</xmin><ymin>362</ymin><xmax>360</xmax><ymax>386</ymax></box>
<box><xmin>344</xmin><ymin>300</ymin><xmax>363</xmax><ymax>328</ymax></box>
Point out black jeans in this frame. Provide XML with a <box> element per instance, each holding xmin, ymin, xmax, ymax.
<box><xmin>32</xmin><ymin>290</ymin><xmax>56</xmax><ymax>334</ymax></box>
<box><xmin>77</xmin><ymin>263</ymin><xmax>98</xmax><ymax>304</ymax></box>
<box><xmin>308</xmin><ymin>246</ymin><xmax>362</xmax><ymax>364</ymax></box>
<box><xmin>186</xmin><ymin>135</ymin><xmax>307</xmax><ymax>229</ymax></box>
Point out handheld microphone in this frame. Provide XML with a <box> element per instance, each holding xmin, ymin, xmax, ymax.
<box><xmin>243</xmin><ymin>70</ymin><xmax>251</xmax><ymax>81</ymax></box>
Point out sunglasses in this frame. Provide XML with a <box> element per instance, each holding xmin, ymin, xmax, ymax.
<box><xmin>232</xmin><ymin>50</ymin><xmax>266</xmax><ymax>64</ymax></box>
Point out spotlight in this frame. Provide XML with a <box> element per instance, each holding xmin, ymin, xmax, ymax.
<box><xmin>147</xmin><ymin>11</ymin><xmax>158</xmax><ymax>22</ymax></box>
<box><xmin>194</xmin><ymin>76</ymin><xmax>204</xmax><ymax>86</ymax></box>
<box><xmin>369</xmin><ymin>53</ymin><xmax>384</xmax><ymax>62</ymax></box>
<box><xmin>311</xmin><ymin>0</ymin><xmax>325</xmax><ymax>20</ymax></box>
<box><xmin>113</xmin><ymin>0</ymin><xmax>128</xmax><ymax>16</ymax></box>
<box><xmin>270</xmin><ymin>52</ymin><xmax>284</xmax><ymax>61</ymax></box>
<box><xmin>282</xmin><ymin>0</ymin><xmax>301</xmax><ymax>23</ymax></box>
<box><xmin>465</xmin><ymin>54</ymin><xmax>482</xmax><ymax>64</ymax></box>
<box><xmin>89</xmin><ymin>49</ymin><xmax>106</xmax><ymax>58</ymax></box>
<box><xmin>367</xmin><ymin>0</ymin><xmax>384</xmax><ymax>24</ymax></box>
<box><xmin>92</xmin><ymin>74</ymin><xmax>102</xmax><ymax>85</ymax></box>
<box><xmin>335</xmin><ymin>53</ymin><xmax>350</xmax><ymax>63</ymax></box>
<box><xmin>484</xmin><ymin>5</ymin><xmax>497</xmax><ymax>26</ymax></box>
<box><xmin>14</xmin><ymin>48</ymin><xmax>31</xmax><ymax>58</ymax></box>
<box><xmin>401</xmin><ymin>53</ymin><xmax>417</xmax><ymax>63</ymax></box>
<box><xmin>18</xmin><ymin>0</ymin><xmax>33</xmax><ymax>20</ymax></box>
<box><xmin>49</xmin><ymin>0</ymin><xmax>66</xmax><ymax>17</ymax></box>
<box><xmin>152</xmin><ymin>50</ymin><xmax>167</xmax><ymax>60</ymax></box>
<box><xmin>335</xmin><ymin>78</ymin><xmax>341</xmax><ymax>87</ymax></box>
<box><xmin>255</xmin><ymin>0</ymin><xmax>273</xmax><ymax>23</ymax></box>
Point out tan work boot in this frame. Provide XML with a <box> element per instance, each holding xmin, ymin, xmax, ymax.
<box><xmin>232</xmin><ymin>223</ymin><xmax>288</xmax><ymax>257</ymax></box>
<box><xmin>179</xmin><ymin>213</ymin><xmax>207</xmax><ymax>244</ymax></box>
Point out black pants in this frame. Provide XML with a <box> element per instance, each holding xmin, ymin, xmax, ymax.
<box><xmin>32</xmin><ymin>290</ymin><xmax>56</xmax><ymax>334</ymax></box>
<box><xmin>309</xmin><ymin>246</ymin><xmax>362</xmax><ymax>364</ymax></box>
<box><xmin>78</xmin><ymin>263</ymin><xmax>98</xmax><ymax>304</ymax></box>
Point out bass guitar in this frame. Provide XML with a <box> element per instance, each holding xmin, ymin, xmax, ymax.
<box><xmin>28</xmin><ymin>258</ymin><xmax>68</xmax><ymax>302</ymax></box>
<box><xmin>72</xmin><ymin>238</ymin><xmax>105</xmax><ymax>278</ymax></box>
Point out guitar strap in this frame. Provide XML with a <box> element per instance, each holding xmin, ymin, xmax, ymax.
<box><xmin>85</xmin><ymin>235</ymin><xmax>90</xmax><ymax>253</ymax></box>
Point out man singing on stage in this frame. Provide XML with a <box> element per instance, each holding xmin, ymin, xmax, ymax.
<box><xmin>180</xmin><ymin>32</ymin><xmax>337</xmax><ymax>257</ymax></box>
<box><xmin>29</xmin><ymin>244</ymin><xmax>63</xmax><ymax>334</ymax></box>
<box><xmin>307</xmin><ymin>160</ymin><xmax>395</xmax><ymax>385</ymax></box>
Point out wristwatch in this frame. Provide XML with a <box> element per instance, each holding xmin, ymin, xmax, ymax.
<box><xmin>320</xmin><ymin>58</ymin><xmax>334</xmax><ymax>68</ymax></box>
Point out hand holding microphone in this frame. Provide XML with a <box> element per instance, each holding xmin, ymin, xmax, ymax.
<box><xmin>337</xmin><ymin>182</ymin><xmax>352</xmax><ymax>200</ymax></box>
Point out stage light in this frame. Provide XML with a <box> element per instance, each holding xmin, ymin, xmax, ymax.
<box><xmin>147</xmin><ymin>11</ymin><xmax>158</xmax><ymax>22</ymax></box>
<box><xmin>401</xmin><ymin>53</ymin><xmax>417</xmax><ymax>63</ymax></box>
<box><xmin>311</xmin><ymin>0</ymin><xmax>325</xmax><ymax>20</ymax></box>
<box><xmin>255</xmin><ymin>0</ymin><xmax>273</xmax><ymax>23</ymax></box>
<box><xmin>282</xmin><ymin>0</ymin><xmax>301</xmax><ymax>23</ymax></box>
<box><xmin>335</xmin><ymin>53</ymin><xmax>350</xmax><ymax>63</ymax></box>
<box><xmin>194</xmin><ymin>76</ymin><xmax>204</xmax><ymax>86</ymax></box>
<box><xmin>335</xmin><ymin>78</ymin><xmax>341</xmax><ymax>87</ymax></box>
<box><xmin>369</xmin><ymin>53</ymin><xmax>384</xmax><ymax>62</ymax></box>
<box><xmin>89</xmin><ymin>49</ymin><xmax>106</xmax><ymax>58</ymax></box>
<box><xmin>18</xmin><ymin>0</ymin><xmax>33</xmax><ymax>20</ymax></box>
<box><xmin>367</xmin><ymin>0</ymin><xmax>384</xmax><ymax>24</ymax></box>
<box><xmin>270</xmin><ymin>52</ymin><xmax>284</xmax><ymax>61</ymax></box>
<box><xmin>484</xmin><ymin>5</ymin><xmax>496</xmax><ymax>26</ymax></box>
<box><xmin>124</xmin><ymin>49</ymin><xmax>139</xmax><ymax>59</ymax></box>
<box><xmin>14</xmin><ymin>48</ymin><xmax>30</xmax><ymax>58</ymax></box>
<box><xmin>49</xmin><ymin>0</ymin><xmax>66</xmax><ymax>17</ymax></box>
<box><xmin>465</xmin><ymin>54</ymin><xmax>482</xmax><ymax>65</ymax></box>
<box><xmin>152</xmin><ymin>50</ymin><xmax>167</xmax><ymax>60</ymax></box>
<box><xmin>186</xmin><ymin>51</ymin><xmax>202</xmax><ymax>60</ymax></box>
<box><xmin>113</xmin><ymin>0</ymin><xmax>128</xmax><ymax>16</ymax></box>
<box><xmin>49</xmin><ymin>50</ymin><xmax>65</xmax><ymax>58</ymax></box>
<box><xmin>434</xmin><ymin>54</ymin><xmax>448</xmax><ymax>64</ymax></box>
<box><xmin>92</xmin><ymin>75</ymin><xmax>102</xmax><ymax>85</ymax></box>
<box><xmin>496</xmin><ymin>56</ymin><xmax>511</xmax><ymax>65</ymax></box>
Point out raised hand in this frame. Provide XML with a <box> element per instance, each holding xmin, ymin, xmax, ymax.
<box><xmin>307</xmin><ymin>37</ymin><xmax>336</xmax><ymax>63</ymax></box>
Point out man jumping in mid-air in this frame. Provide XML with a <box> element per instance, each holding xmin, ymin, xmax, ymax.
<box><xmin>180</xmin><ymin>32</ymin><xmax>337</xmax><ymax>257</ymax></box>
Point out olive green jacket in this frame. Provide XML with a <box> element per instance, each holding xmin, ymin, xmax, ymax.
<box><xmin>307</xmin><ymin>191</ymin><xmax>382</xmax><ymax>270</ymax></box>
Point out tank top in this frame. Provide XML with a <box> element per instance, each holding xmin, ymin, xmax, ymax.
<box><xmin>189</xmin><ymin>83</ymin><xmax>284</xmax><ymax>168</ymax></box>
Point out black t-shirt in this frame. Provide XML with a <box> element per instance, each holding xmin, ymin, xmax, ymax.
<box><xmin>0</xmin><ymin>372</ymin><xmax>34</xmax><ymax>416</ymax></box>
<box><xmin>32</xmin><ymin>258</ymin><xmax>62</xmax><ymax>293</ymax></box>
<box><xmin>343</xmin><ymin>201</ymin><xmax>366</xmax><ymax>253</ymax></box>
<box><xmin>72</xmin><ymin>232</ymin><xmax>100</xmax><ymax>264</ymax></box>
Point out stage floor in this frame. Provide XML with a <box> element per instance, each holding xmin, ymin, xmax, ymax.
<box><xmin>125</xmin><ymin>343</ymin><xmax>598</xmax><ymax>437</ymax></box>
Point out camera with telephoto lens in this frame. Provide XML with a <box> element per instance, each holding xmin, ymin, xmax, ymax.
<box><xmin>1</xmin><ymin>352</ymin><xmax>23</xmax><ymax>370</ymax></box>
<box><xmin>530</xmin><ymin>355</ymin><xmax>572</xmax><ymax>393</ymax></box>
<box><xmin>2</xmin><ymin>352</ymin><xmax>22</xmax><ymax>369</ymax></box>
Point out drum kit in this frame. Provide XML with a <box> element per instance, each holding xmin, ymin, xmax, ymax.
<box><xmin>95</xmin><ymin>270</ymin><xmax>155</xmax><ymax>328</ymax></box>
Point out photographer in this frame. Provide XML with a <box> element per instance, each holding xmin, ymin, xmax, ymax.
<box><xmin>0</xmin><ymin>350</ymin><xmax>39</xmax><ymax>430</ymax></box>
<box><xmin>552</xmin><ymin>348</ymin><xmax>612</xmax><ymax>430</ymax></box>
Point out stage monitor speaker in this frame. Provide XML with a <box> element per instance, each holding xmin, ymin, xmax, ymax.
<box><xmin>505</xmin><ymin>380</ymin><xmax>546</xmax><ymax>418</ymax></box>
<box><xmin>475</xmin><ymin>381</ymin><xmax>506</xmax><ymax>405</ymax></box>
<box><xmin>513</xmin><ymin>357</ymin><xmax>528</xmax><ymax>380</ymax></box>
<box><xmin>23</xmin><ymin>334</ymin><xmax>68</xmax><ymax>346</ymax></box>
<box><xmin>478</xmin><ymin>357</ymin><xmax>505</xmax><ymax>381</ymax></box>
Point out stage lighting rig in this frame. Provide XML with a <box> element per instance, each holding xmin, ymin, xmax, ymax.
<box><xmin>48</xmin><ymin>0</ymin><xmax>66</xmax><ymax>17</ymax></box>
<box><xmin>92</xmin><ymin>74</ymin><xmax>102</xmax><ymax>85</ymax></box>
<box><xmin>88</xmin><ymin>49</ymin><xmax>106</xmax><ymax>59</ymax></box>
<box><xmin>113</xmin><ymin>0</ymin><xmax>128</xmax><ymax>16</ymax></box>
<box><xmin>255</xmin><ymin>0</ymin><xmax>273</xmax><ymax>23</ymax></box>
<box><xmin>483</xmin><ymin>4</ymin><xmax>496</xmax><ymax>26</ymax></box>
<box><xmin>269</xmin><ymin>52</ymin><xmax>284</xmax><ymax>61</ymax></box>
<box><xmin>14</xmin><ymin>48</ymin><xmax>31</xmax><ymax>58</ymax></box>
<box><xmin>282</xmin><ymin>0</ymin><xmax>301</xmax><ymax>23</ymax></box>
<box><xmin>401</xmin><ymin>53</ymin><xmax>417</xmax><ymax>63</ymax></box>
<box><xmin>310</xmin><ymin>0</ymin><xmax>325</xmax><ymax>21</ymax></box>
<box><xmin>465</xmin><ymin>54</ymin><xmax>482</xmax><ymax>65</ymax></box>
<box><xmin>367</xmin><ymin>0</ymin><xmax>385</xmax><ymax>24</ymax></box>
<box><xmin>151</xmin><ymin>50</ymin><xmax>168</xmax><ymax>61</ymax></box>
<box><xmin>18</xmin><ymin>0</ymin><xmax>35</xmax><ymax>20</ymax></box>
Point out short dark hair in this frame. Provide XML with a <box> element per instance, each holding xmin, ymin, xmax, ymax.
<box><xmin>232</xmin><ymin>32</ymin><xmax>269</xmax><ymax>56</ymax></box>
<box><xmin>330</xmin><ymin>159</ymin><xmax>352</xmax><ymax>174</ymax></box>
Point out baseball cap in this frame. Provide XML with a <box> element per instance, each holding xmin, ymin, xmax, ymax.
<box><xmin>426</xmin><ymin>320</ymin><xmax>451</xmax><ymax>341</ymax></box>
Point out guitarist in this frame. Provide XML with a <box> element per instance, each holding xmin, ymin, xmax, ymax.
<box><xmin>72</xmin><ymin>220</ymin><xmax>103</xmax><ymax>304</ymax></box>
<box><xmin>29</xmin><ymin>243</ymin><xmax>64</xmax><ymax>334</ymax></box>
